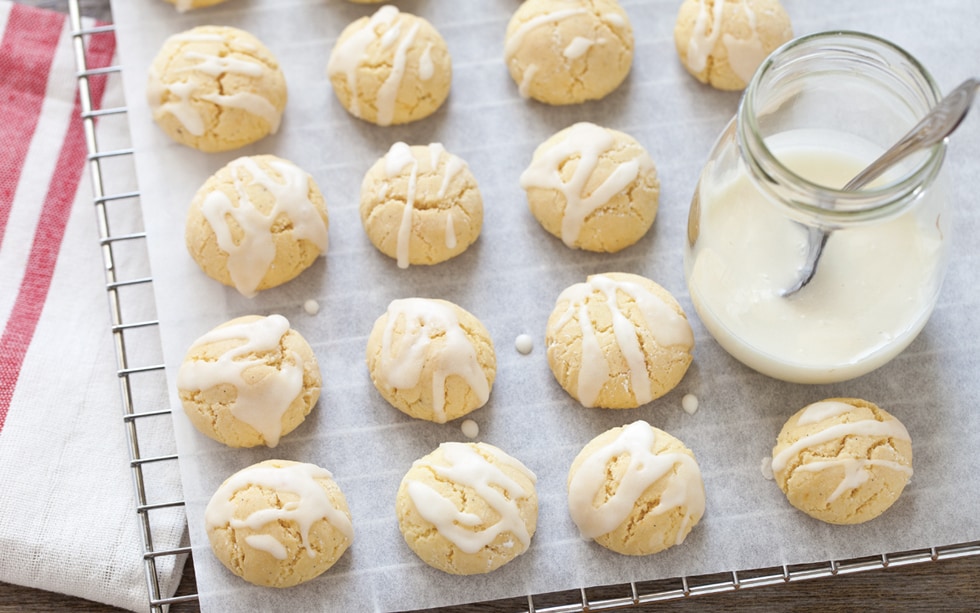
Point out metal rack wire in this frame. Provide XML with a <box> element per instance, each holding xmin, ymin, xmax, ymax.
<box><xmin>67</xmin><ymin>2</ymin><xmax>980</xmax><ymax>611</ymax></box>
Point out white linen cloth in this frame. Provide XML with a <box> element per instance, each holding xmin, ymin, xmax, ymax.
<box><xmin>0</xmin><ymin>2</ymin><xmax>186</xmax><ymax>610</ymax></box>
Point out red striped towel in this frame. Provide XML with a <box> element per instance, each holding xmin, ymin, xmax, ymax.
<box><xmin>0</xmin><ymin>3</ymin><xmax>185</xmax><ymax>610</ymax></box>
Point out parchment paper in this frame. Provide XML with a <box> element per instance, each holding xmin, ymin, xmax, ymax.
<box><xmin>108</xmin><ymin>1</ymin><xmax>980</xmax><ymax>610</ymax></box>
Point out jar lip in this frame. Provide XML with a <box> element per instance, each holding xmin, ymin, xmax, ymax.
<box><xmin>739</xmin><ymin>30</ymin><xmax>945</xmax><ymax>219</ymax></box>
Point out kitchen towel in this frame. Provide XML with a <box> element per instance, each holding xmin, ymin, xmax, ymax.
<box><xmin>0</xmin><ymin>2</ymin><xmax>186</xmax><ymax>610</ymax></box>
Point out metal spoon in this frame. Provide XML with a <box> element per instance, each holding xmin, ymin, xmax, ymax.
<box><xmin>782</xmin><ymin>77</ymin><xmax>980</xmax><ymax>297</ymax></box>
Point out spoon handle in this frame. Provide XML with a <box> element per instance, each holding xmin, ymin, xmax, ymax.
<box><xmin>843</xmin><ymin>77</ymin><xmax>980</xmax><ymax>191</ymax></box>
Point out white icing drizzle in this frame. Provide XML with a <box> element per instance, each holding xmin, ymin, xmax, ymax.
<box><xmin>721</xmin><ymin>1</ymin><xmax>767</xmax><ymax>83</ymax></box>
<box><xmin>773</xmin><ymin>402</ymin><xmax>913</xmax><ymax>505</ymax></box>
<box><xmin>377</xmin><ymin>298</ymin><xmax>490</xmax><ymax>423</ymax></box>
<box><xmin>518</xmin><ymin>64</ymin><xmax>539</xmax><ymax>99</ymax></box>
<box><xmin>327</xmin><ymin>5</ymin><xmax>426</xmax><ymax>126</ymax></box>
<box><xmin>149</xmin><ymin>33</ymin><xmax>280</xmax><ymax>137</ymax></box>
<box><xmin>519</xmin><ymin>122</ymin><xmax>652</xmax><ymax>247</ymax></box>
<box><xmin>551</xmin><ymin>274</ymin><xmax>694</xmax><ymax>407</ymax></box>
<box><xmin>245</xmin><ymin>534</ymin><xmax>288</xmax><ymax>560</ymax></box>
<box><xmin>563</xmin><ymin>36</ymin><xmax>595</xmax><ymax>59</ymax></box>
<box><xmin>797</xmin><ymin>400</ymin><xmax>856</xmax><ymax>426</ymax></box>
<box><xmin>205</xmin><ymin>462</ymin><xmax>353</xmax><ymax>559</ymax></box>
<box><xmin>568</xmin><ymin>421</ymin><xmax>704</xmax><ymax>542</ymax></box>
<box><xmin>505</xmin><ymin>8</ymin><xmax>588</xmax><ymax>60</ymax></box>
<box><xmin>419</xmin><ymin>42</ymin><xmax>435</xmax><ymax>80</ymax></box>
<box><xmin>406</xmin><ymin>443</ymin><xmax>536</xmax><ymax>554</ymax></box>
<box><xmin>376</xmin><ymin>20</ymin><xmax>421</xmax><ymax>126</ymax></box>
<box><xmin>760</xmin><ymin>456</ymin><xmax>775</xmax><ymax>480</ymax></box>
<box><xmin>602</xmin><ymin>12</ymin><xmax>626</xmax><ymax>28</ymax></box>
<box><xmin>796</xmin><ymin>458</ymin><xmax>913</xmax><ymax>503</ymax></box>
<box><xmin>461</xmin><ymin>419</ymin><xmax>479</xmax><ymax>439</ymax></box>
<box><xmin>445</xmin><ymin>212</ymin><xmax>457</xmax><ymax>249</ymax></box>
<box><xmin>686</xmin><ymin>0</ymin><xmax>726</xmax><ymax>73</ymax></box>
<box><xmin>176</xmin><ymin>315</ymin><xmax>303</xmax><ymax>447</ymax></box>
<box><xmin>179</xmin><ymin>51</ymin><xmax>264</xmax><ymax>77</ymax></box>
<box><xmin>384</xmin><ymin>142</ymin><xmax>419</xmax><ymax>269</ymax></box>
<box><xmin>200</xmin><ymin>156</ymin><xmax>327</xmax><ymax>297</ymax></box>
<box><xmin>515</xmin><ymin>334</ymin><xmax>533</xmax><ymax>355</ymax></box>
<box><xmin>303</xmin><ymin>299</ymin><xmax>320</xmax><ymax>315</ymax></box>
<box><xmin>327</xmin><ymin>5</ymin><xmax>400</xmax><ymax>119</ymax></box>
<box><xmin>506</xmin><ymin>7</ymin><xmax>587</xmax><ymax>97</ymax></box>
<box><xmin>381</xmin><ymin>142</ymin><xmax>466</xmax><ymax>267</ymax></box>
<box><xmin>174</xmin><ymin>0</ymin><xmax>195</xmax><ymax>13</ymax></box>
<box><xmin>681</xmin><ymin>393</ymin><xmax>699</xmax><ymax>415</ymax></box>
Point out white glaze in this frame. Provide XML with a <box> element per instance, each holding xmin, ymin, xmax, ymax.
<box><xmin>245</xmin><ymin>534</ymin><xmax>288</xmax><ymax>560</ymax></box>
<box><xmin>688</xmin><ymin>130</ymin><xmax>944</xmax><ymax>382</ymax></box>
<box><xmin>303</xmin><ymin>299</ymin><xmax>320</xmax><ymax>315</ymax></box>
<box><xmin>514</xmin><ymin>334</ymin><xmax>534</xmax><ymax>355</ymax></box>
<box><xmin>721</xmin><ymin>1</ymin><xmax>767</xmax><ymax>84</ymax></box>
<box><xmin>686</xmin><ymin>0</ymin><xmax>725</xmax><ymax>73</ymax></box>
<box><xmin>327</xmin><ymin>5</ymin><xmax>428</xmax><ymax>126</ymax></box>
<box><xmin>176</xmin><ymin>315</ymin><xmax>304</xmax><ymax>448</ymax></box>
<box><xmin>205</xmin><ymin>462</ymin><xmax>353</xmax><ymax>559</ymax></box>
<box><xmin>568</xmin><ymin>421</ymin><xmax>704</xmax><ymax>542</ymax></box>
<box><xmin>773</xmin><ymin>401</ymin><xmax>913</xmax><ymax>505</ymax></box>
<box><xmin>517</xmin><ymin>64</ymin><xmax>539</xmax><ymax>99</ymax></box>
<box><xmin>461</xmin><ymin>419</ymin><xmax>480</xmax><ymax>439</ymax></box>
<box><xmin>797</xmin><ymin>401</ymin><xmax>856</xmax><ymax>426</ymax></box>
<box><xmin>505</xmin><ymin>8</ymin><xmax>588</xmax><ymax>60</ymax></box>
<box><xmin>681</xmin><ymin>393</ymin><xmax>699</xmax><ymax>415</ymax></box>
<box><xmin>771</xmin><ymin>417</ymin><xmax>911</xmax><ymax>474</ymax></box>
<box><xmin>406</xmin><ymin>443</ymin><xmax>535</xmax><ymax>554</ymax></box>
<box><xmin>551</xmin><ymin>274</ymin><xmax>694</xmax><ymax>408</ymax></box>
<box><xmin>326</xmin><ymin>5</ymin><xmax>400</xmax><ymax>120</ymax></box>
<box><xmin>520</xmin><ymin>122</ymin><xmax>653</xmax><ymax>247</ymax></box>
<box><xmin>200</xmin><ymin>156</ymin><xmax>327</xmax><ymax>298</ymax></box>
<box><xmin>380</xmin><ymin>142</ymin><xmax>466</xmax><ymax>267</ymax></box>
<box><xmin>377</xmin><ymin>298</ymin><xmax>490</xmax><ymax>423</ymax></box>
<box><xmin>149</xmin><ymin>33</ymin><xmax>280</xmax><ymax>137</ymax></box>
<box><xmin>563</xmin><ymin>36</ymin><xmax>595</xmax><ymax>59</ymax></box>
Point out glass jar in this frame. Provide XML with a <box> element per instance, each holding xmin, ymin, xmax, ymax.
<box><xmin>684</xmin><ymin>31</ymin><xmax>951</xmax><ymax>384</ymax></box>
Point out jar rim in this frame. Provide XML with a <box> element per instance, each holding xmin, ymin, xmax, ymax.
<box><xmin>739</xmin><ymin>30</ymin><xmax>945</xmax><ymax>222</ymax></box>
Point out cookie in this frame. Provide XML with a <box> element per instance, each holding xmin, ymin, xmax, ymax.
<box><xmin>520</xmin><ymin>122</ymin><xmax>659</xmax><ymax>252</ymax></box>
<box><xmin>360</xmin><ymin>142</ymin><xmax>482</xmax><ymax>268</ymax></box>
<box><xmin>162</xmin><ymin>0</ymin><xmax>230</xmax><ymax>11</ymax></box>
<box><xmin>185</xmin><ymin>155</ymin><xmax>329</xmax><ymax>298</ymax></box>
<box><xmin>205</xmin><ymin>460</ymin><xmax>353</xmax><ymax>587</ymax></box>
<box><xmin>327</xmin><ymin>6</ymin><xmax>452</xmax><ymax>126</ymax></box>
<box><xmin>176</xmin><ymin>315</ymin><xmax>321</xmax><ymax>448</ymax></box>
<box><xmin>568</xmin><ymin>421</ymin><xmax>705</xmax><ymax>555</ymax></box>
<box><xmin>546</xmin><ymin>273</ymin><xmax>694</xmax><ymax>409</ymax></box>
<box><xmin>673</xmin><ymin>0</ymin><xmax>793</xmax><ymax>91</ymax></box>
<box><xmin>396</xmin><ymin>442</ymin><xmax>538</xmax><ymax>575</ymax></box>
<box><xmin>147</xmin><ymin>26</ymin><xmax>287</xmax><ymax>152</ymax></box>
<box><xmin>504</xmin><ymin>0</ymin><xmax>633</xmax><ymax>105</ymax></box>
<box><xmin>771</xmin><ymin>398</ymin><xmax>913</xmax><ymax>525</ymax></box>
<box><xmin>366</xmin><ymin>298</ymin><xmax>496</xmax><ymax>423</ymax></box>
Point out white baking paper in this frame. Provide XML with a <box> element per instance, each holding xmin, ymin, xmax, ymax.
<box><xmin>108</xmin><ymin>1</ymin><xmax>980</xmax><ymax>611</ymax></box>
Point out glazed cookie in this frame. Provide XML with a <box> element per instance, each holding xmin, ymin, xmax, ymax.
<box><xmin>205</xmin><ymin>460</ymin><xmax>353</xmax><ymax>587</ymax></box>
<box><xmin>504</xmin><ymin>0</ymin><xmax>633</xmax><ymax>105</ymax></box>
<box><xmin>546</xmin><ymin>273</ymin><xmax>694</xmax><ymax>409</ymax></box>
<box><xmin>185</xmin><ymin>155</ymin><xmax>329</xmax><ymax>298</ymax></box>
<box><xmin>162</xmin><ymin>0</ymin><xmax>230</xmax><ymax>12</ymax></box>
<box><xmin>568</xmin><ymin>421</ymin><xmax>705</xmax><ymax>555</ymax></box>
<box><xmin>360</xmin><ymin>142</ymin><xmax>482</xmax><ymax>268</ymax></box>
<box><xmin>520</xmin><ymin>122</ymin><xmax>659</xmax><ymax>252</ymax></box>
<box><xmin>147</xmin><ymin>26</ymin><xmax>287</xmax><ymax>152</ymax></box>
<box><xmin>176</xmin><ymin>314</ymin><xmax>321</xmax><ymax>448</ymax></box>
<box><xmin>771</xmin><ymin>398</ymin><xmax>913</xmax><ymax>525</ymax></box>
<box><xmin>366</xmin><ymin>298</ymin><xmax>496</xmax><ymax>423</ymax></box>
<box><xmin>674</xmin><ymin>0</ymin><xmax>793</xmax><ymax>91</ymax></box>
<box><xmin>327</xmin><ymin>6</ymin><xmax>452</xmax><ymax>126</ymax></box>
<box><xmin>396</xmin><ymin>442</ymin><xmax>538</xmax><ymax>575</ymax></box>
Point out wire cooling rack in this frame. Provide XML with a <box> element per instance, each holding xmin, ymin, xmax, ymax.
<box><xmin>67</xmin><ymin>2</ymin><xmax>980</xmax><ymax>611</ymax></box>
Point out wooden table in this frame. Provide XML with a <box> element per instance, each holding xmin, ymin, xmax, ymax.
<box><xmin>2</xmin><ymin>1</ymin><xmax>978</xmax><ymax>611</ymax></box>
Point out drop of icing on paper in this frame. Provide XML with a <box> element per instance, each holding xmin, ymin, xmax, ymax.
<box><xmin>304</xmin><ymin>299</ymin><xmax>320</xmax><ymax>315</ymax></box>
<box><xmin>461</xmin><ymin>419</ymin><xmax>479</xmax><ymax>439</ymax></box>
<box><xmin>760</xmin><ymin>457</ymin><xmax>774</xmax><ymax>481</ymax></box>
<box><xmin>515</xmin><ymin>334</ymin><xmax>533</xmax><ymax>355</ymax></box>
<box><xmin>681</xmin><ymin>393</ymin><xmax>699</xmax><ymax>415</ymax></box>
